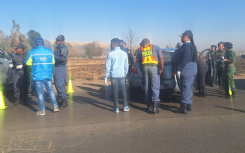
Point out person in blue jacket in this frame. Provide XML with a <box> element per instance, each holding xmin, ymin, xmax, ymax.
<box><xmin>25</xmin><ymin>38</ymin><xmax>59</xmax><ymax>115</ymax></box>
<box><xmin>177</xmin><ymin>30</ymin><xmax>198</xmax><ymax>114</ymax></box>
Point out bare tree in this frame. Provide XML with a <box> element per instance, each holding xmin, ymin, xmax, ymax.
<box><xmin>10</xmin><ymin>20</ymin><xmax>30</xmax><ymax>52</ymax></box>
<box><xmin>121</xmin><ymin>27</ymin><xmax>138</xmax><ymax>52</ymax></box>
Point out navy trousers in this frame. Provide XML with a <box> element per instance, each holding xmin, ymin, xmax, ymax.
<box><xmin>54</xmin><ymin>66</ymin><xmax>67</xmax><ymax>99</ymax></box>
<box><xmin>142</xmin><ymin>66</ymin><xmax>160</xmax><ymax>103</ymax></box>
<box><xmin>180</xmin><ymin>62</ymin><xmax>197</xmax><ymax>105</ymax></box>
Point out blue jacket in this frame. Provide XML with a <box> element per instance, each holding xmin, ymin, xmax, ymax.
<box><xmin>25</xmin><ymin>46</ymin><xmax>55</xmax><ymax>81</ymax></box>
<box><xmin>104</xmin><ymin>47</ymin><xmax>128</xmax><ymax>79</ymax></box>
<box><xmin>179</xmin><ymin>42</ymin><xmax>195</xmax><ymax>71</ymax></box>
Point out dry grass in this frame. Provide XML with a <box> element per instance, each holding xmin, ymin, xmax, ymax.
<box><xmin>67</xmin><ymin>58</ymin><xmax>106</xmax><ymax>80</ymax></box>
<box><xmin>67</xmin><ymin>55</ymin><xmax>245</xmax><ymax>80</ymax></box>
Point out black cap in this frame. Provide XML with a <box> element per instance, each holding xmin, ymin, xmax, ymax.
<box><xmin>140</xmin><ymin>38</ymin><xmax>150</xmax><ymax>46</ymax></box>
<box><xmin>16</xmin><ymin>43</ymin><xmax>25</xmax><ymax>49</ymax></box>
<box><xmin>35</xmin><ymin>38</ymin><xmax>44</xmax><ymax>46</ymax></box>
<box><xmin>224</xmin><ymin>42</ymin><xmax>233</xmax><ymax>49</ymax></box>
<box><xmin>56</xmin><ymin>35</ymin><xmax>65</xmax><ymax>41</ymax></box>
<box><xmin>180</xmin><ymin>30</ymin><xmax>193</xmax><ymax>37</ymax></box>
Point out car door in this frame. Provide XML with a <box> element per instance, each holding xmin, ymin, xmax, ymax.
<box><xmin>0</xmin><ymin>49</ymin><xmax>11</xmax><ymax>85</ymax></box>
<box><xmin>199</xmin><ymin>49</ymin><xmax>216</xmax><ymax>87</ymax></box>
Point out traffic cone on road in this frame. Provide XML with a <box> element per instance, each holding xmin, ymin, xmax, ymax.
<box><xmin>0</xmin><ymin>91</ymin><xmax>7</xmax><ymax>109</ymax></box>
<box><xmin>67</xmin><ymin>79</ymin><xmax>74</xmax><ymax>93</ymax></box>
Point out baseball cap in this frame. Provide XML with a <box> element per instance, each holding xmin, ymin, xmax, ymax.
<box><xmin>56</xmin><ymin>35</ymin><xmax>65</xmax><ymax>41</ymax></box>
<box><xmin>16</xmin><ymin>43</ymin><xmax>25</xmax><ymax>49</ymax></box>
<box><xmin>180</xmin><ymin>30</ymin><xmax>193</xmax><ymax>37</ymax></box>
<box><xmin>35</xmin><ymin>38</ymin><xmax>44</xmax><ymax>46</ymax></box>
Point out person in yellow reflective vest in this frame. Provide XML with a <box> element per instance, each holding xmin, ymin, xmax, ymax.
<box><xmin>137</xmin><ymin>38</ymin><xmax>164</xmax><ymax>113</ymax></box>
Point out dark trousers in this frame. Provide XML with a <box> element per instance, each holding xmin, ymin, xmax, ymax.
<box><xmin>13</xmin><ymin>70</ymin><xmax>27</xmax><ymax>100</ymax></box>
<box><xmin>216</xmin><ymin>63</ymin><xmax>224</xmax><ymax>89</ymax></box>
<box><xmin>142</xmin><ymin>66</ymin><xmax>160</xmax><ymax>103</ymax></box>
<box><xmin>197</xmin><ymin>65</ymin><xmax>208</xmax><ymax>96</ymax></box>
<box><xmin>180</xmin><ymin>62</ymin><xmax>197</xmax><ymax>105</ymax></box>
<box><xmin>54</xmin><ymin>66</ymin><xmax>67</xmax><ymax>99</ymax></box>
<box><xmin>111</xmin><ymin>77</ymin><xmax>128</xmax><ymax>108</ymax></box>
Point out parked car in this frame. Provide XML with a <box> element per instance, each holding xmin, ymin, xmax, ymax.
<box><xmin>128</xmin><ymin>48</ymin><xmax>180</xmax><ymax>100</ymax></box>
<box><xmin>0</xmin><ymin>48</ymin><xmax>14</xmax><ymax>90</ymax></box>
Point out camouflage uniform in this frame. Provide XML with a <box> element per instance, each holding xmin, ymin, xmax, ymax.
<box><xmin>223</xmin><ymin>50</ymin><xmax>236</xmax><ymax>98</ymax></box>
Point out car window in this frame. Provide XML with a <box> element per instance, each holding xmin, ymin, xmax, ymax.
<box><xmin>162</xmin><ymin>52</ymin><xmax>173</xmax><ymax>62</ymax></box>
<box><xmin>0</xmin><ymin>51</ymin><xmax>4</xmax><ymax>58</ymax></box>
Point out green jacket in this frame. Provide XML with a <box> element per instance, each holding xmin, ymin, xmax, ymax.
<box><xmin>224</xmin><ymin>50</ymin><xmax>236</xmax><ymax>67</ymax></box>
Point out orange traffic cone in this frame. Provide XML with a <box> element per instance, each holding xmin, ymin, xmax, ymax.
<box><xmin>67</xmin><ymin>79</ymin><xmax>74</xmax><ymax>93</ymax></box>
<box><xmin>0</xmin><ymin>91</ymin><xmax>7</xmax><ymax>109</ymax></box>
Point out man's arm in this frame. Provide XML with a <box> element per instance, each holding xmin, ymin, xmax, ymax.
<box><xmin>55</xmin><ymin>46</ymin><xmax>69</xmax><ymax>62</ymax></box>
<box><xmin>104</xmin><ymin>55</ymin><xmax>111</xmax><ymax>79</ymax></box>
<box><xmin>124</xmin><ymin>54</ymin><xmax>129</xmax><ymax>77</ymax></box>
<box><xmin>156</xmin><ymin>46</ymin><xmax>164</xmax><ymax>73</ymax></box>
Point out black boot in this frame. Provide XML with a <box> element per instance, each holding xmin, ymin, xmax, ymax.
<box><xmin>153</xmin><ymin>102</ymin><xmax>159</xmax><ymax>114</ymax></box>
<box><xmin>187</xmin><ymin>104</ymin><xmax>193</xmax><ymax>111</ymax></box>
<box><xmin>13</xmin><ymin>98</ymin><xmax>20</xmax><ymax>106</ymax></box>
<box><xmin>180</xmin><ymin>104</ymin><xmax>187</xmax><ymax>114</ymax></box>
<box><xmin>147</xmin><ymin>102</ymin><xmax>153</xmax><ymax>113</ymax></box>
<box><xmin>21</xmin><ymin>98</ymin><xmax>28</xmax><ymax>106</ymax></box>
<box><xmin>59</xmin><ymin>98</ymin><xmax>68</xmax><ymax>109</ymax></box>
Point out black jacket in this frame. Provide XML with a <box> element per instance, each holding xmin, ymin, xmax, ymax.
<box><xmin>54</xmin><ymin>43</ymin><xmax>69</xmax><ymax>67</ymax></box>
<box><xmin>12</xmin><ymin>52</ymin><xmax>27</xmax><ymax>70</ymax></box>
<box><xmin>125</xmin><ymin>48</ymin><xmax>134</xmax><ymax>65</ymax></box>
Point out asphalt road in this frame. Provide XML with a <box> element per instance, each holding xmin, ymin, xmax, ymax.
<box><xmin>0</xmin><ymin>75</ymin><xmax>245</xmax><ymax>153</ymax></box>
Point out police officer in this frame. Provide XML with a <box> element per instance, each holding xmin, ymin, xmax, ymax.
<box><xmin>54</xmin><ymin>35</ymin><xmax>69</xmax><ymax>108</ymax></box>
<box><xmin>223</xmin><ymin>42</ymin><xmax>236</xmax><ymax>98</ymax></box>
<box><xmin>215</xmin><ymin>42</ymin><xmax>225</xmax><ymax>92</ymax></box>
<box><xmin>178</xmin><ymin>30</ymin><xmax>197</xmax><ymax>114</ymax></box>
<box><xmin>120</xmin><ymin>41</ymin><xmax>134</xmax><ymax>78</ymax></box>
<box><xmin>176</xmin><ymin>43</ymin><xmax>181</xmax><ymax>49</ymax></box>
<box><xmin>9</xmin><ymin>43</ymin><xmax>28</xmax><ymax>106</ymax></box>
<box><xmin>137</xmin><ymin>38</ymin><xmax>164</xmax><ymax>113</ymax></box>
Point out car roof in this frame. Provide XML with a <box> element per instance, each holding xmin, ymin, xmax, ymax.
<box><xmin>161</xmin><ymin>48</ymin><xmax>177</xmax><ymax>52</ymax></box>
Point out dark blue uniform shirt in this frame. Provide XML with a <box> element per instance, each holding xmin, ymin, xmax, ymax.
<box><xmin>179</xmin><ymin>42</ymin><xmax>195</xmax><ymax>71</ymax></box>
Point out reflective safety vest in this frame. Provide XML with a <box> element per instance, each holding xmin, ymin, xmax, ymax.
<box><xmin>141</xmin><ymin>45</ymin><xmax>158</xmax><ymax>65</ymax></box>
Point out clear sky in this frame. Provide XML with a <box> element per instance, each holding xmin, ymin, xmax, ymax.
<box><xmin>1</xmin><ymin>0</ymin><xmax>245</xmax><ymax>50</ymax></box>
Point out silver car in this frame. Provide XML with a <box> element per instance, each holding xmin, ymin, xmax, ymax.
<box><xmin>129</xmin><ymin>48</ymin><xmax>180</xmax><ymax>100</ymax></box>
<box><xmin>0</xmin><ymin>48</ymin><xmax>14</xmax><ymax>89</ymax></box>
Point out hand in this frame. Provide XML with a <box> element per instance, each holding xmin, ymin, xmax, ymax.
<box><xmin>177</xmin><ymin>71</ymin><xmax>181</xmax><ymax>79</ymax></box>
<box><xmin>221</xmin><ymin>56</ymin><xmax>224</xmax><ymax>59</ymax></box>
<box><xmin>104</xmin><ymin>78</ymin><xmax>108</xmax><ymax>86</ymax></box>
<box><xmin>16</xmin><ymin>65</ymin><xmax>23</xmax><ymax>69</ymax></box>
<box><xmin>9</xmin><ymin>64</ymin><xmax>13</xmax><ymax>68</ymax></box>
<box><xmin>159</xmin><ymin>70</ymin><xmax>163</xmax><ymax>74</ymax></box>
<box><xmin>224</xmin><ymin>59</ymin><xmax>228</xmax><ymax>62</ymax></box>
